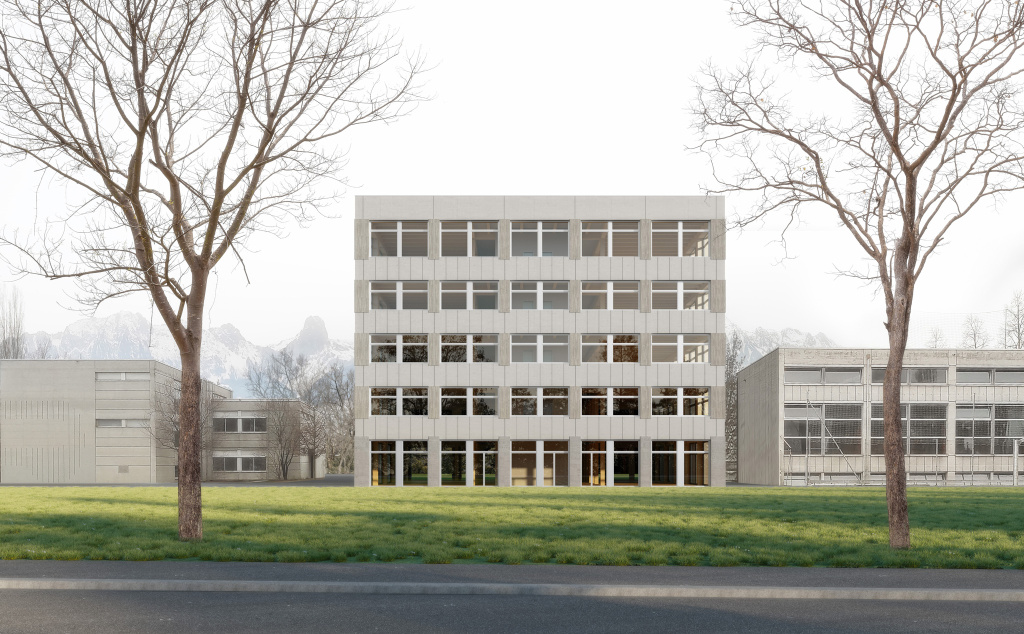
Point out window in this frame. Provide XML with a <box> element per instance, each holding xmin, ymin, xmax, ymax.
<box><xmin>441</xmin><ymin>221</ymin><xmax>498</xmax><ymax>256</ymax></box>
<box><xmin>371</xmin><ymin>441</ymin><xmax>396</xmax><ymax>486</ymax></box>
<box><xmin>473</xmin><ymin>441</ymin><xmax>497</xmax><ymax>486</ymax></box>
<box><xmin>956</xmin><ymin>404</ymin><xmax>1024</xmax><ymax>455</ymax></box>
<box><xmin>651</xmin><ymin>334</ymin><xmax>710</xmax><ymax>363</ymax></box>
<box><xmin>441</xmin><ymin>441</ymin><xmax>468</xmax><ymax>486</ymax></box>
<box><xmin>871</xmin><ymin>403</ymin><xmax>946</xmax><ymax>455</ymax></box>
<box><xmin>212</xmin><ymin>456</ymin><xmax>266</xmax><ymax>472</ymax></box>
<box><xmin>440</xmin><ymin>281</ymin><xmax>498</xmax><ymax>309</ymax></box>
<box><xmin>957</xmin><ymin>369</ymin><xmax>991</xmax><ymax>384</ymax></box>
<box><xmin>510</xmin><ymin>334</ymin><xmax>569</xmax><ymax>363</ymax></box>
<box><xmin>581</xmin><ymin>387</ymin><xmax>639</xmax><ymax>416</ymax></box>
<box><xmin>96</xmin><ymin>419</ymin><xmax>147</xmax><ymax>428</ymax></box>
<box><xmin>581</xmin><ymin>221</ymin><xmax>639</xmax><ymax>256</ymax></box>
<box><xmin>582</xmin><ymin>440</ymin><xmax>608</xmax><ymax>486</ymax></box>
<box><xmin>581</xmin><ymin>334</ymin><xmax>639</xmax><ymax>363</ymax></box>
<box><xmin>511</xmin><ymin>221</ymin><xmax>569</xmax><ymax>256</ymax></box>
<box><xmin>370</xmin><ymin>281</ymin><xmax>427</xmax><ymax>310</ymax></box>
<box><xmin>371</xmin><ymin>334</ymin><xmax>428</xmax><ymax>363</ymax></box>
<box><xmin>953</xmin><ymin>368</ymin><xmax>1024</xmax><ymax>384</ymax></box>
<box><xmin>371</xmin><ymin>387</ymin><xmax>428</xmax><ymax>416</ymax></box>
<box><xmin>652</xmin><ymin>281</ymin><xmax>710</xmax><ymax>310</ymax></box>
<box><xmin>871</xmin><ymin>367</ymin><xmax>948</xmax><ymax>384</ymax></box>
<box><xmin>440</xmin><ymin>388</ymin><xmax>497</xmax><ymax>416</ymax></box>
<box><xmin>996</xmin><ymin>370</ymin><xmax>1024</xmax><ymax>384</ymax></box>
<box><xmin>213</xmin><ymin>457</ymin><xmax>237</xmax><ymax>472</ymax></box>
<box><xmin>240</xmin><ymin>456</ymin><xmax>267</xmax><ymax>472</ymax></box>
<box><xmin>240</xmin><ymin>417</ymin><xmax>267</xmax><ymax>433</ymax></box>
<box><xmin>784</xmin><ymin>367</ymin><xmax>862</xmax><ymax>384</ymax></box>
<box><xmin>440</xmin><ymin>334</ymin><xmax>497</xmax><ymax>363</ymax></box>
<box><xmin>403</xmin><ymin>440</ymin><xmax>429</xmax><ymax>486</ymax></box>
<box><xmin>652</xmin><ymin>221</ymin><xmax>710</xmax><ymax>257</ymax></box>
<box><xmin>581</xmin><ymin>281</ymin><xmax>639</xmax><ymax>309</ymax></box>
<box><xmin>785</xmin><ymin>403</ymin><xmax>863</xmax><ymax>455</ymax></box>
<box><xmin>370</xmin><ymin>221</ymin><xmax>428</xmax><ymax>257</ymax></box>
<box><xmin>511</xmin><ymin>387</ymin><xmax>569</xmax><ymax>415</ymax></box>
<box><xmin>613</xmin><ymin>440</ymin><xmax>639</xmax><ymax>486</ymax></box>
<box><xmin>214</xmin><ymin>417</ymin><xmax>267</xmax><ymax>432</ymax></box>
<box><xmin>511</xmin><ymin>441</ymin><xmax>537</xmax><ymax>486</ymax></box>
<box><xmin>652</xmin><ymin>441</ymin><xmax>677</xmax><ymax>486</ymax></box>
<box><xmin>652</xmin><ymin>388</ymin><xmax>710</xmax><ymax>416</ymax></box>
<box><xmin>510</xmin><ymin>281</ymin><xmax>569</xmax><ymax>309</ymax></box>
<box><xmin>96</xmin><ymin>372</ymin><xmax>151</xmax><ymax>381</ymax></box>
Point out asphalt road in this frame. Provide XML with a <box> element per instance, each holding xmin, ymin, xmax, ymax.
<box><xmin>1</xmin><ymin>563</ymin><xmax>1023</xmax><ymax>633</ymax></box>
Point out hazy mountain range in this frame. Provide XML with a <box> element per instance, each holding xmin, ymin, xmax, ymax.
<box><xmin>24</xmin><ymin>312</ymin><xmax>353</xmax><ymax>397</ymax></box>
<box><xmin>727</xmin><ymin>321</ymin><xmax>839</xmax><ymax>369</ymax></box>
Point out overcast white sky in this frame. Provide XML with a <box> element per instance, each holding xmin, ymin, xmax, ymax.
<box><xmin>2</xmin><ymin>1</ymin><xmax>1023</xmax><ymax>348</ymax></box>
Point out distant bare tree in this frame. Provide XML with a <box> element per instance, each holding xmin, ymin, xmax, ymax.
<box><xmin>694</xmin><ymin>0</ymin><xmax>1024</xmax><ymax>549</ymax></box>
<box><xmin>151</xmin><ymin>378</ymin><xmax>219</xmax><ymax>476</ymax></box>
<box><xmin>961</xmin><ymin>315</ymin><xmax>990</xmax><ymax>350</ymax></box>
<box><xmin>0</xmin><ymin>285</ymin><xmax>25</xmax><ymax>359</ymax></box>
<box><xmin>926</xmin><ymin>328</ymin><xmax>947</xmax><ymax>350</ymax></box>
<box><xmin>0</xmin><ymin>0</ymin><xmax>423</xmax><ymax>541</ymax></box>
<box><xmin>724</xmin><ymin>330</ymin><xmax>745</xmax><ymax>483</ymax></box>
<box><xmin>324</xmin><ymin>365</ymin><xmax>355</xmax><ymax>473</ymax></box>
<box><xmin>263</xmin><ymin>398</ymin><xmax>302</xmax><ymax>480</ymax></box>
<box><xmin>1005</xmin><ymin>291</ymin><xmax>1024</xmax><ymax>349</ymax></box>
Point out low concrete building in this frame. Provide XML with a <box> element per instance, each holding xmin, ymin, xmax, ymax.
<box><xmin>738</xmin><ymin>348</ymin><xmax>1024</xmax><ymax>486</ymax></box>
<box><xmin>0</xmin><ymin>360</ymin><xmax>322</xmax><ymax>484</ymax></box>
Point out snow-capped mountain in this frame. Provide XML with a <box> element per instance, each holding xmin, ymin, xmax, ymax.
<box><xmin>727</xmin><ymin>320</ymin><xmax>839</xmax><ymax>369</ymax></box>
<box><xmin>25</xmin><ymin>311</ymin><xmax>353</xmax><ymax>397</ymax></box>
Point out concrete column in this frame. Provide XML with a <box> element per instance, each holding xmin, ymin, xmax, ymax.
<box><xmin>499</xmin><ymin>280</ymin><xmax>511</xmax><ymax>313</ymax></box>
<box><xmin>710</xmin><ymin>386</ymin><xmax>725</xmax><ymax>420</ymax></box>
<box><xmin>498</xmin><ymin>436</ymin><xmax>512</xmax><ymax>487</ymax></box>
<box><xmin>639</xmin><ymin>219</ymin><xmax>652</xmax><ymax>260</ymax></box>
<box><xmin>428</xmin><ymin>333</ymin><xmax>440</xmax><ymax>366</ymax></box>
<box><xmin>465</xmin><ymin>441</ymin><xmax>474</xmax><ymax>487</ymax></box>
<box><xmin>354</xmin><ymin>436</ymin><xmax>370</xmax><ymax>487</ymax></box>
<box><xmin>429</xmin><ymin>386</ymin><xmax>440</xmax><ymax>419</ymax></box>
<box><xmin>640</xmin><ymin>437</ymin><xmax>652</xmax><ymax>487</ymax></box>
<box><xmin>710</xmin><ymin>436</ymin><xmax>726</xmax><ymax>487</ymax></box>
<box><xmin>354</xmin><ymin>220</ymin><xmax>370</xmax><ymax>260</ymax></box>
<box><xmin>569</xmin><ymin>386</ymin><xmax>582</xmax><ymax>419</ymax></box>
<box><xmin>569</xmin><ymin>333</ymin><xmax>582</xmax><ymax>366</ymax></box>
<box><xmin>428</xmin><ymin>219</ymin><xmax>440</xmax><ymax>260</ymax></box>
<box><xmin>428</xmin><ymin>280</ymin><xmax>440</xmax><ymax>313</ymax></box>
<box><xmin>569</xmin><ymin>280</ymin><xmax>582</xmax><ymax>313</ymax></box>
<box><xmin>676</xmin><ymin>440</ymin><xmax>685</xmax><ymax>487</ymax></box>
<box><xmin>606</xmin><ymin>440</ymin><xmax>615</xmax><ymax>487</ymax></box>
<box><xmin>354</xmin><ymin>333</ymin><xmax>370</xmax><ymax>366</ymax></box>
<box><xmin>710</xmin><ymin>280</ymin><xmax>726</xmax><ymax>313</ymax></box>
<box><xmin>640</xmin><ymin>386</ymin><xmax>652</xmax><ymax>419</ymax></box>
<box><xmin>428</xmin><ymin>436</ymin><xmax>441</xmax><ymax>487</ymax></box>
<box><xmin>499</xmin><ymin>386</ymin><xmax>511</xmax><ymax>419</ymax></box>
<box><xmin>710</xmin><ymin>219</ymin><xmax>726</xmax><ymax>260</ymax></box>
<box><xmin>639</xmin><ymin>333</ymin><xmax>652</xmax><ymax>367</ymax></box>
<box><xmin>499</xmin><ymin>333</ymin><xmax>511</xmax><ymax>366</ymax></box>
<box><xmin>536</xmin><ymin>441</ymin><xmax>544</xmax><ymax>486</ymax></box>
<box><xmin>499</xmin><ymin>219</ymin><xmax>511</xmax><ymax>260</ymax></box>
<box><xmin>354</xmin><ymin>386</ymin><xmax>370</xmax><ymax>419</ymax></box>
<box><xmin>569</xmin><ymin>437</ymin><xmax>582</xmax><ymax>487</ymax></box>
<box><xmin>711</xmin><ymin>333</ymin><xmax>727</xmax><ymax>366</ymax></box>
<box><xmin>396</xmin><ymin>440</ymin><xmax>404</xmax><ymax>487</ymax></box>
<box><xmin>640</xmin><ymin>280</ymin><xmax>652</xmax><ymax>313</ymax></box>
<box><xmin>569</xmin><ymin>219</ymin><xmax>582</xmax><ymax>260</ymax></box>
<box><xmin>354</xmin><ymin>280</ymin><xmax>370</xmax><ymax>313</ymax></box>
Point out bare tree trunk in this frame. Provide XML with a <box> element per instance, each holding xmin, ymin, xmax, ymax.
<box><xmin>884</xmin><ymin>243</ymin><xmax>913</xmax><ymax>550</ymax></box>
<box><xmin>178</xmin><ymin>348</ymin><xmax>203</xmax><ymax>541</ymax></box>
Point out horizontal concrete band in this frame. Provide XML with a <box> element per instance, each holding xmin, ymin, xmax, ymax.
<box><xmin>1</xmin><ymin>578</ymin><xmax>1023</xmax><ymax>602</ymax></box>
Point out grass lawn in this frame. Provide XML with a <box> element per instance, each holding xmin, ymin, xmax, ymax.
<box><xmin>1</xmin><ymin>486</ymin><xmax>1023</xmax><ymax>567</ymax></box>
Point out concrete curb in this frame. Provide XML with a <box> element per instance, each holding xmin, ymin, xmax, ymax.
<box><xmin>1</xmin><ymin>578</ymin><xmax>1023</xmax><ymax>601</ymax></box>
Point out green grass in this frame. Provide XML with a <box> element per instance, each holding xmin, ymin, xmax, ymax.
<box><xmin>1</xmin><ymin>487</ymin><xmax>1023</xmax><ymax>567</ymax></box>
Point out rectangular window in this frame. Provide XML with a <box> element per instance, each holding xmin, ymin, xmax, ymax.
<box><xmin>510</xmin><ymin>387</ymin><xmax>569</xmax><ymax>416</ymax></box>
<box><xmin>784</xmin><ymin>367</ymin><xmax>822</xmax><ymax>383</ymax></box>
<box><xmin>371</xmin><ymin>387</ymin><xmax>428</xmax><ymax>416</ymax></box>
<box><xmin>580</xmin><ymin>281</ymin><xmax>640</xmax><ymax>310</ymax></box>
<box><xmin>580</xmin><ymin>387</ymin><xmax>639</xmax><ymax>416</ymax></box>
<box><xmin>824</xmin><ymin>368</ymin><xmax>862</xmax><ymax>384</ymax></box>
<box><xmin>581</xmin><ymin>334</ymin><xmax>639</xmax><ymax>363</ymax></box>
<box><xmin>510</xmin><ymin>334</ymin><xmax>569</xmax><ymax>363</ymax></box>
<box><xmin>872</xmin><ymin>403</ymin><xmax>945</xmax><ymax>455</ymax></box>
<box><xmin>440</xmin><ymin>334</ymin><xmax>497</xmax><ymax>363</ymax></box>
<box><xmin>371</xmin><ymin>334</ymin><xmax>428</xmax><ymax>363</ymax></box>
<box><xmin>510</xmin><ymin>221</ymin><xmax>569</xmax><ymax>256</ymax></box>
<box><xmin>787</xmin><ymin>403</ymin><xmax>863</xmax><ymax>456</ymax></box>
<box><xmin>652</xmin><ymin>388</ymin><xmax>710</xmax><ymax>416</ymax></box>
<box><xmin>509</xmin><ymin>281</ymin><xmax>569</xmax><ymax>310</ymax></box>
<box><xmin>441</xmin><ymin>281</ymin><xmax>498</xmax><ymax>310</ymax></box>
<box><xmin>581</xmin><ymin>221</ymin><xmax>639</xmax><ymax>256</ymax></box>
<box><xmin>995</xmin><ymin>370</ymin><xmax>1024</xmax><ymax>384</ymax></box>
<box><xmin>871</xmin><ymin>367</ymin><xmax>948</xmax><ymax>384</ymax></box>
<box><xmin>651</xmin><ymin>334</ymin><xmax>710</xmax><ymax>363</ymax></box>
<box><xmin>370</xmin><ymin>281</ymin><xmax>427</xmax><ymax>310</ymax></box>
<box><xmin>96</xmin><ymin>419</ymin><xmax>123</xmax><ymax>428</ymax></box>
<box><xmin>213</xmin><ymin>418</ymin><xmax>237</xmax><ymax>432</ymax></box>
<box><xmin>240</xmin><ymin>417</ymin><xmax>267</xmax><ymax>433</ymax></box>
<box><xmin>370</xmin><ymin>220</ymin><xmax>428</xmax><ymax>257</ymax></box>
<box><xmin>957</xmin><ymin>369</ymin><xmax>991</xmax><ymax>384</ymax></box>
<box><xmin>213</xmin><ymin>457</ymin><xmax>238</xmax><ymax>472</ymax></box>
<box><xmin>956</xmin><ymin>404</ymin><xmax>1024</xmax><ymax>455</ymax></box>
<box><xmin>403</xmin><ymin>441</ymin><xmax>429</xmax><ymax>486</ymax></box>
<box><xmin>652</xmin><ymin>221</ymin><xmax>710</xmax><ymax>257</ymax></box>
<box><xmin>240</xmin><ymin>456</ymin><xmax>267</xmax><ymax>472</ymax></box>
<box><xmin>371</xmin><ymin>441</ymin><xmax>397</xmax><ymax>486</ymax></box>
<box><xmin>651</xmin><ymin>281</ymin><xmax>710</xmax><ymax>310</ymax></box>
<box><xmin>441</xmin><ymin>221</ymin><xmax>498</xmax><ymax>256</ymax></box>
<box><xmin>440</xmin><ymin>387</ymin><xmax>497</xmax><ymax>416</ymax></box>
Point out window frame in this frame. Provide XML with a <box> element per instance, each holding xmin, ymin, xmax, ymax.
<box><xmin>651</xmin><ymin>281</ymin><xmax>711</xmax><ymax>310</ymax></box>
<box><xmin>581</xmin><ymin>221</ymin><xmax>640</xmax><ymax>256</ymax></box>
<box><xmin>510</xmin><ymin>334</ymin><xmax>569</xmax><ymax>363</ymax></box>
<box><xmin>510</xmin><ymin>281</ymin><xmax>569</xmax><ymax>310</ymax></box>
<box><xmin>510</xmin><ymin>221</ymin><xmax>569</xmax><ymax>257</ymax></box>
<box><xmin>651</xmin><ymin>387</ymin><xmax>710</xmax><ymax>416</ymax></box>
<box><xmin>510</xmin><ymin>387</ymin><xmax>569</xmax><ymax>416</ymax></box>
<box><xmin>370</xmin><ymin>387</ymin><xmax>429</xmax><ymax>416</ymax></box>
<box><xmin>370</xmin><ymin>281</ymin><xmax>428</xmax><ymax>310</ymax></box>
<box><xmin>440</xmin><ymin>281</ymin><xmax>499</xmax><ymax>310</ymax></box>
<box><xmin>371</xmin><ymin>334</ymin><xmax>428</xmax><ymax>363</ymax></box>
<box><xmin>651</xmin><ymin>334</ymin><xmax>710</xmax><ymax>363</ymax></box>
<box><xmin>440</xmin><ymin>334</ymin><xmax>498</xmax><ymax>363</ymax></box>
<box><xmin>440</xmin><ymin>221</ymin><xmax>498</xmax><ymax>257</ymax></box>
<box><xmin>440</xmin><ymin>387</ymin><xmax>497</xmax><ymax>416</ymax></box>
<box><xmin>651</xmin><ymin>220</ymin><xmax>710</xmax><ymax>257</ymax></box>
<box><xmin>580</xmin><ymin>387</ymin><xmax>640</xmax><ymax>416</ymax></box>
<box><xmin>581</xmin><ymin>280</ymin><xmax>640</xmax><ymax>310</ymax></box>
<box><xmin>369</xmin><ymin>220</ymin><xmax>428</xmax><ymax>257</ymax></box>
<box><xmin>581</xmin><ymin>334</ymin><xmax>640</xmax><ymax>363</ymax></box>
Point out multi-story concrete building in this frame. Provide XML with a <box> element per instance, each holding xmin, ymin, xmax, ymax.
<box><xmin>352</xmin><ymin>196</ymin><xmax>727</xmax><ymax>487</ymax></box>
<box><xmin>0</xmin><ymin>359</ymin><xmax>319</xmax><ymax>483</ymax></box>
<box><xmin>738</xmin><ymin>348</ymin><xmax>1024</xmax><ymax>486</ymax></box>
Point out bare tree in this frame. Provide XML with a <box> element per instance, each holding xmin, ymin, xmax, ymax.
<box><xmin>694</xmin><ymin>1</ymin><xmax>1024</xmax><ymax>548</ymax></box>
<box><xmin>926</xmin><ymin>328</ymin><xmax>947</xmax><ymax>350</ymax></box>
<box><xmin>0</xmin><ymin>1</ymin><xmax>422</xmax><ymax>540</ymax></box>
<box><xmin>724</xmin><ymin>330</ymin><xmax>746</xmax><ymax>483</ymax></box>
<box><xmin>960</xmin><ymin>314</ymin><xmax>990</xmax><ymax>350</ymax></box>
<box><xmin>1005</xmin><ymin>290</ymin><xmax>1024</xmax><ymax>349</ymax></box>
<box><xmin>263</xmin><ymin>398</ymin><xmax>302</xmax><ymax>479</ymax></box>
<box><xmin>0</xmin><ymin>285</ymin><xmax>26</xmax><ymax>359</ymax></box>
<box><xmin>324</xmin><ymin>364</ymin><xmax>355</xmax><ymax>473</ymax></box>
<box><xmin>151</xmin><ymin>377</ymin><xmax>219</xmax><ymax>476</ymax></box>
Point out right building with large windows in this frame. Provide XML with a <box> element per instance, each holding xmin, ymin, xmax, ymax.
<box><xmin>738</xmin><ymin>348</ymin><xmax>1024</xmax><ymax>485</ymax></box>
<box><xmin>352</xmin><ymin>196</ymin><xmax>727</xmax><ymax>488</ymax></box>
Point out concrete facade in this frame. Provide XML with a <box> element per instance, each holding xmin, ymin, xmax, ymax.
<box><xmin>0</xmin><ymin>360</ymin><xmax>320</xmax><ymax>484</ymax></box>
<box><xmin>354</xmin><ymin>195</ymin><xmax>726</xmax><ymax>487</ymax></box>
<box><xmin>738</xmin><ymin>348</ymin><xmax>1024</xmax><ymax>485</ymax></box>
